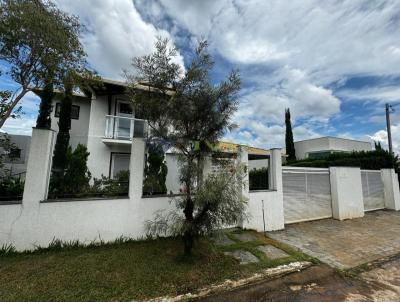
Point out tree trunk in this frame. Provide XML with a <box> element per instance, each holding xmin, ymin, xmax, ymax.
<box><xmin>182</xmin><ymin>157</ymin><xmax>195</xmax><ymax>255</ymax></box>
<box><xmin>0</xmin><ymin>88</ymin><xmax>29</xmax><ymax>129</ymax></box>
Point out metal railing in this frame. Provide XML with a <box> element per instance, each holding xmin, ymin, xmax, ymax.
<box><xmin>104</xmin><ymin>115</ymin><xmax>148</xmax><ymax>140</ymax></box>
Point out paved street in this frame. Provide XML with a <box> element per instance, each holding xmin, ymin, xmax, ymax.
<box><xmin>268</xmin><ymin>210</ymin><xmax>400</xmax><ymax>268</ymax></box>
<box><xmin>195</xmin><ymin>256</ymin><xmax>400</xmax><ymax>302</ymax></box>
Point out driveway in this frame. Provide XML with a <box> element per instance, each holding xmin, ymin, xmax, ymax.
<box><xmin>268</xmin><ymin>210</ymin><xmax>400</xmax><ymax>269</ymax></box>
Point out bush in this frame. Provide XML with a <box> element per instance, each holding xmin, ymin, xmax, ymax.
<box><xmin>0</xmin><ymin>176</ymin><xmax>24</xmax><ymax>200</ymax></box>
<box><xmin>249</xmin><ymin>167</ymin><xmax>269</xmax><ymax>190</ymax></box>
<box><xmin>143</xmin><ymin>142</ymin><xmax>167</xmax><ymax>195</ymax></box>
<box><xmin>49</xmin><ymin>144</ymin><xmax>91</xmax><ymax>198</ymax></box>
<box><xmin>92</xmin><ymin>170</ymin><xmax>129</xmax><ymax>197</ymax></box>
<box><xmin>286</xmin><ymin>149</ymin><xmax>397</xmax><ymax>170</ymax></box>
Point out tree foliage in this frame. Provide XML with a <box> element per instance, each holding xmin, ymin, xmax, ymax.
<box><xmin>36</xmin><ymin>76</ymin><xmax>54</xmax><ymax>129</ymax></box>
<box><xmin>49</xmin><ymin>143</ymin><xmax>91</xmax><ymax>197</ymax></box>
<box><xmin>0</xmin><ymin>0</ymin><xmax>88</xmax><ymax>128</ymax></box>
<box><xmin>285</xmin><ymin>108</ymin><xmax>296</xmax><ymax>161</ymax></box>
<box><xmin>0</xmin><ymin>90</ymin><xmax>22</xmax><ymax>122</ymax></box>
<box><xmin>52</xmin><ymin>75</ymin><xmax>73</xmax><ymax>172</ymax></box>
<box><xmin>127</xmin><ymin>38</ymin><xmax>244</xmax><ymax>255</ymax></box>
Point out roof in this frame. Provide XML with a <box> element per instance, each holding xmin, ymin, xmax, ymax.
<box><xmin>217</xmin><ymin>141</ymin><xmax>270</xmax><ymax>156</ymax></box>
<box><xmin>294</xmin><ymin>136</ymin><xmax>371</xmax><ymax>144</ymax></box>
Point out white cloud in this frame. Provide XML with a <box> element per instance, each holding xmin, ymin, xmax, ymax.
<box><xmin>55</xmin><ymin>0</ymin><xmax>184</xmax><ymax>79</ymax></box>
<box><xmin>369</xmin><ymin>124</ymin><xmax>400</xmax><ymax>154</ymax></box>
<box><xmin>1</xmin><ymin>92</ymin><xmax>40</xmax><ymax>135</ymax></box>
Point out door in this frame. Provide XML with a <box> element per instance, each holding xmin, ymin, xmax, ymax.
<box><xmin>116</xmin><ymin>100</ymin><xmax>133</xmax><ymax>139</ymax></box>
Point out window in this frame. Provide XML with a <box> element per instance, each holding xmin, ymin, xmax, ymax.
<box><xmin>55</xmin><ymin>103</ymin><xmax>80</xmax><ymax>119</ymax></box>
<box><xmin>110</xmin><ymin>153</ymin><xmax>131</xmax><ymax>178</ymax></box>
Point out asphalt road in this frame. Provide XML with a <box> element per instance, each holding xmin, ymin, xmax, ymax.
<box><xmin>193</xmin><ymin>256</ymin><xmax>400</xmax><ymax>302</ymax></box>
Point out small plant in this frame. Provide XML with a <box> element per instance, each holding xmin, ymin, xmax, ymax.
<box><xmin>0</xmin><ymin>243</ymin><xmax>16</xmax><ymax>256</ymax></box>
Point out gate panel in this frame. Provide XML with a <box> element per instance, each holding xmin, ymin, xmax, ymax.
<box><xmin>361</xmin><ymin>170</ymin><xmax>385</xmax><ymax>211</ymax></box>
<box><xmin>283</xmin><ymin>167</ymin><xmax>332</xmax><ymax>224</ymax></box>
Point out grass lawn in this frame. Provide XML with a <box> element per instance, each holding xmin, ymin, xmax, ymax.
<box><xmin>0</xmin><ymin>231</ymin><xmax>313</xmax><ymax>302</ymax></box>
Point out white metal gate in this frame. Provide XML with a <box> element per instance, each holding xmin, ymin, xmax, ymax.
<box><xmin>361</xmin><ymin>170</ymin><xmax>385</xmax><ymax>211</ymax></box>
<box><xmin>283</xmin><ymin>167</ymin><xmax>332</xmax><ymax>224</ymax></box>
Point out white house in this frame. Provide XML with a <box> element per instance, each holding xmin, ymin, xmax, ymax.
<box><xmin>294</xmin><ymin>136</ymin><xmax>373</xmax><ymax>160</ymax></box>
<box><xmin>36</xmin><ymin>78</ymin><xmax>271</xmax><ymax>193</ymax></box>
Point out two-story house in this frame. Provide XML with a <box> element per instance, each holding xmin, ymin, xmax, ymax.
<box><xmin>36</xmin><ymin>78</ymin><xmax>271</xmax><ymax>193</ymax></box>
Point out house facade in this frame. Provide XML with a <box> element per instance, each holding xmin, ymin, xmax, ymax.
<box><xmin>294</xmin><ymin>136</ymin><xmax>373</xmax><ymax>160</ymax></box>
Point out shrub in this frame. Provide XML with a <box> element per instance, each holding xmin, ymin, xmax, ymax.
<box><xmin>0</xmin><ymin>176</ymin><xmax>24</xmax><ymax>200</ymax></box>
<box><xmin>249</xmin><ymin>167</ymin><xmax>269</xmax><ymax>190</ymax></box>
<box><xmin>286</xmin><ymin>149</ymin><xmax>397</xmax><ymax>170</ymax></box>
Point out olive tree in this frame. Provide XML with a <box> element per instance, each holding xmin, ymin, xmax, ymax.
<box><xmin>126</xmin><ymin>38</ymin><xmax>246</xmax><ymax>255</ymax></box>
<box><xmin>0</xmin><ymin>0</ymin><xmax>88</xmax><ymax>128</ymax></box>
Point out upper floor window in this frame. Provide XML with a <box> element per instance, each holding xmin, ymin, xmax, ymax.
<box><xmin>54</xmin><ymin>103</ymin><xmax>80</xmax><ymax>120</ymax></box>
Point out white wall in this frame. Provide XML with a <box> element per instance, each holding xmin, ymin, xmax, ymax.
<box><xmin>0</xmin><ymin>135</ymin><xmax>176</xmax><ymax>251</ymax></box>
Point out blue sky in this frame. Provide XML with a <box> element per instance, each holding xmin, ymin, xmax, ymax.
<box><xmin>2</xmin><ymin>0</ymin><xmax>400</xmax><ymax>152</ymax></box>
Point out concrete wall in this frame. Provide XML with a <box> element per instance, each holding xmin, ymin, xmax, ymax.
<box><xmin>0</xmin><ymin>134</ymin><xmax>175</xmax><ymax>251</ymax></box>
<box><xmin>295</xmin><ymin>137</ymin><xmax>372</xmax><ymax>159</ymax></box>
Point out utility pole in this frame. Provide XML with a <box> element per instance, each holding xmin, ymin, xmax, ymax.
<box><xmin>386</xmin><ymin>103</ymin><xmax>393</xmax><ymax>154</ymax></box>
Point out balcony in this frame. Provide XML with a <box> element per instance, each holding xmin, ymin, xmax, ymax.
<box><xmin>103</xmin><ymin>115</ymin><xmax>148</xmax><ymax>145</ymax></box>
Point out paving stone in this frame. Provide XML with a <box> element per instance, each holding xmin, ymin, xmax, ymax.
<box><xmin>268</xmin><ymin>210</ymin><xmax>400</xmax><ymax>269</ymax></box>
<box><xmin>212</xmin><ymin>234</ymin><xmax>235</xmax><ymax>246</ymax></box>
<box><xmin>257</xmin><ymin>245</ymin><xmax>289</xmax><ymax>259</ymax></box>
<box><xmin>232</xmin><ymin>232</ymin><xmax>259</xmax><ymax>242</ymax></box>
<box><xmin>224</xmin><ymin>250</ymin><xmax>260</xmax><ymax>264</ymax></box>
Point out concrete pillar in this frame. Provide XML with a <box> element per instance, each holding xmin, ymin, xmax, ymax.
<box><xmin>381</xmin><ymin>169</ymin><xmax>400</xmax><ymax>211</ymax></box>
<box><xmin>269</xmin><ymin>148</ymin><xmax>283</xmax><ymax>192</ymax></box>
<box><xmin>269</xmin><ymin>148</ymin><xmax>284</xmax><ymax>229</ymax></box>
<box><xmin>22</xmin><ymin>128</ymin><xmax>56</xmax><ymax>206</ymax></box>
<box><xmin>329</xmin><ymin>167</ymin><xmax>364</xmax><ymax>220</ymax></box>
<box><xmin>129</xmin><ymin>138</ymin><xmax>146</xmax><ymax>200</ymax></box>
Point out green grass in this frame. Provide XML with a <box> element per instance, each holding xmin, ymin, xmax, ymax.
<box><xmin>0</xmin><ymin>232</ymin><xmax>312</xmax><ymax>302</ymax></box>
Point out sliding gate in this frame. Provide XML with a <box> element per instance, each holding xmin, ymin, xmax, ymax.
<box><xmin>361</xmin><ymin>170</ymin><xmax>385</xmax><ymax>211</ymax></box>
<box><xmin>283</xmin><ymin>167</ymin><xmax>332</xmax><ymax>224</ymax></box>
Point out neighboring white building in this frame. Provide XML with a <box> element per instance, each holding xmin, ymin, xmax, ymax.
<box><xmin>294</xmin><ymin>136</ymin><xmax>373</xmax><ymax>160</ymax></box>
<box><xmin>0</xmin><ymin>134</ymin><xmax>31</xmax><ymax>178</ymax></box>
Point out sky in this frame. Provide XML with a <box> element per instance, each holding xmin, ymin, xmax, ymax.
<box><xmin>2</xmin><ymin>0</ymin><xmax>400</xmax><ymax>152</ymax></box>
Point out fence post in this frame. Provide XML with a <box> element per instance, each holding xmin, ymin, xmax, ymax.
<box><xmin>381</xmin><ymin>169</ymin><xmax>400</xmax><ymax>211</ymax></box>
<box><xmin>270</xmin><ymin>148</ymin><xmax>283</xmax><ymax>192</ymax></box>
<box><xmin>329</xmin><ymin>167</ymin><xmax>364</xmax><ymax>220</ymax></box>
<box><xmin>22</xmin><ymin>128</ymin><xmax>56</xmax><ymax>206</ymax></box>
<box><xmin>129</xmin><ymin>138</ymin><xmax>146</xmax><ymax>200</ymax></box>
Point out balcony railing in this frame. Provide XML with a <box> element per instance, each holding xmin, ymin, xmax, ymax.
<box><xmin>104</xmin><ymin>115</ymin><xmax>148</xmax><ymax>140</ymax></box>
